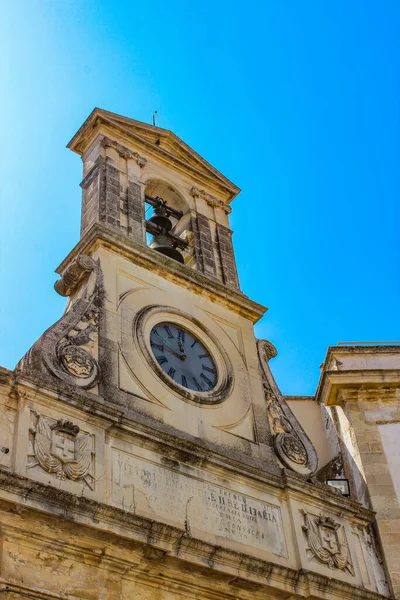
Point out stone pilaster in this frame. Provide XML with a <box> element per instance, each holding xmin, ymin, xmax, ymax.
<box><xmin>80</xmin><ymin>157</ymin><xmax>101</xmax><ymax>237</ymax></box>
<box><xmin>216</xmin><ymin>223</ymin><xmax>239</xmax><ymax>289</ymax></box>
<box><xmin>126</xmin><ymin>180</ymin><xmax>145</xmax><ymax>240</ymax></box>
<box><xmin>80</xmin><ymin>140</ymin><xmax>146</xmax><ymax>243</ymax></box>
<box><xmin>101</xmin><ymin>158</ymin><xmax>121</xmax><ymax>230</ymax></box>
<box><xmin>343</xmin><ymin>392</ymin><xmax>400</xmax><ymax>598</ymax></box>
<box><xmin>191</xmin><ymin>213</ymin><xmax>216</xmax><ymax>277</ymax></box>
<box><xmin>327</xmin><ymin>386</ymin><xmax>400</xmax><ymax>598</ymax></box>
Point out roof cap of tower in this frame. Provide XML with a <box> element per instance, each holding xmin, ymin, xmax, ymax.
<box><xmin>67</xmin><ymin>108</ymin><xmax>240</xmax><ymax>202</ymax></box>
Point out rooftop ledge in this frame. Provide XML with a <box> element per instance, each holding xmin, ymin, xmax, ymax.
<box><xmin>337</xmin><ymin>340</ymin><xmax>400</xmax><ymax>347</ymax></box>
<box><xmin>316</xmin><ymin>344</ymin><xmax>400</xmax><ymax>405</ymax></box>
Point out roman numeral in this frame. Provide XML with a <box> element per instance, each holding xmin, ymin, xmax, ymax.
<box><xmin>167</xmin><ymin>367</ymin><xmax>176</xmax><ymax>378</ymax></box>
<box><xmin>164</xmin><ymin>325</ymin><xmax>174</xmax><ymax>338</ymax></box>
<box><xmin>200</xmin><ymin>372</ymin><xmax>213</xmax><ymax>388</ymax></box>
<box><xmin>181</xmin><ymin>375</ymin><xmax>188</xmax><ymax>387</ymax></box>
<box><xmin>202</xmin><ymin>365</ymin><xmax>215</xmax><ymax>374</ymax></box>
<box><xmin>190</xmin><ymin>339</ymin><xmax>198</xmax><ymax>348</ymax></box>
<box><xmin>198</xmin><ymin>353</ymin><xmax>208</xmax><ymax>359</ymax></box>
<box><xmin>178</xmin><ymin>329</ymin><xmax>185</xmax><ymax>342</ymax></box>
<box><xmin>156</xmin><ymin>355</ymin><xmax>168</xmax><ymax>365</ymax></box>
<box><xmin>192</xmin><ymin>377</ymin><xmax>202</xmax><ymax>391</ymax></box>
<box><xmin>151</xmin><ymin>341</ymin><xmax>164</xmax><ymax>351</ymax></box>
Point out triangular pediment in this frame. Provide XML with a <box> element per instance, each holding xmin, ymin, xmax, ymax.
<box><xmin>68</xmin><ymin>108</ymin><xmax>240</xmax><ymax>200</ymax></box>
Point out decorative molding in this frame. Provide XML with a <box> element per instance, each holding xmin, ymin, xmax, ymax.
<box><xmin>337</xmin><ymin>387</ymin><xmax>398</xmax><ymax>403</ymax></box>
<box><xmin>18</xmin><ymin>256</ymin><xmax>103</xmax><ymax>390</ymax></box>
<box><xmin>28</xmin><ymin>412</ymin><xmax>94</xmax><ymax>489</ymax></box>
<box><xmin>100</xmin><ymin>136</ymin><xmax>147</xmax><ymax>167</ymax></box>
<box><xmin>257</xmin><ymin>339</ymin><xmax>318</xmax><ymax>477</ymax></box>
<box><xmin>191</xmin><ymin>186</ymin><xmax>232</xmax><ymax>214</ymax></box>
<box><xmin>301</xmin><ymin>509</ymin><xmax>354</xmax><ymax>575</ymax></box>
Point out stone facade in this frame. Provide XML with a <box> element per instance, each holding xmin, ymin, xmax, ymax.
<box><xmin>317</xmin><ymin>346</ymin><xmax>400</xmax><ymax>598</ymax></box>
<box><xmin>0</xmin><ymin>109</ymin><xmax>398</xmax><ymax>600</ymax></box>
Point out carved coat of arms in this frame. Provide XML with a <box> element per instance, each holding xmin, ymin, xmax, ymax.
<box><xmin>301</xmin><ymin>510</ymin><xmax>354</xmax><ymax>575</ymax></box>
<box><xmin>29</xmin><ymin>413</ymin><xmax>94</xmax><ymax>490</ymax></box>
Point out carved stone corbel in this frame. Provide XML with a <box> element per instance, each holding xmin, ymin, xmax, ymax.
<box><xmin>257</xmin><ymin>339</ymin><xmax>318</xmax><ymax>477</ymax></box>
<box><xmin>55</xmin><ymin>255</ymin><xmax>96</xmax><ymax>297</ymax></box>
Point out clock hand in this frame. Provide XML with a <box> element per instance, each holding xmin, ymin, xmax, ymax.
<box><xmin>165</xmin><ymin>344</ymin><xmax>187</xmax><ymax>361</ymax></box>
<box><xmin>155</xmin><ymin>332</ymin><xmax>186</xmax><ymax>360</ymax></box>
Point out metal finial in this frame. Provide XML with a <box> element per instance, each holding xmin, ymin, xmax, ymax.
<box><xmin>152</xmin><ymin>110</ymin><xmax>158</xmax><ymax>126</ymax></box>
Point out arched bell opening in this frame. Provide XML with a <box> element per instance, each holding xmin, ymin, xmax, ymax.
<box><xmin>144</xmin><ymin>180</ymin><xmax>194</xmax><ymax>266</ymax></box>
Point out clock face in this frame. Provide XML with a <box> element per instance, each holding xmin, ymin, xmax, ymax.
<box><xmin>149</xmin><ymin>322</ymin><xmax>217</xmax><ymax>392</ymax></box>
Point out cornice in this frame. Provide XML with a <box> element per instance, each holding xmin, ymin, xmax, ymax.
<box><xmin>0</xmin><ymin>470</ymin><xmax>387</xmax><ymax>600</ymax></box>
<box><xmin>55</xmin><ymin>224</ymin><xmax>267</xmax><ymax>324</ymax></box>
<box><xmin>316</xmin><ymin>369</ymin><xmax>400</xmax><ymax>406</ymax></box>
<box><xmin>0</xmin><ymin>366</ymin><xmax>12</xmax><ymax>385</ymax></box>
<box><xmin>316</xmin><ymin>345</ymin><xmax>400</xmax><ymax>404</ymax></box>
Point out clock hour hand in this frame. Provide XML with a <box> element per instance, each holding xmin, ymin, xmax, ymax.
<box><xmin>155</xmin><ymin>332</ymin><xmax>186</xmax><ymax>360</ymax></box>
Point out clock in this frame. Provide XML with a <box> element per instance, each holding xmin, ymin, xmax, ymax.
<box><xmin>133</xmin><ymin>305</ymin><xmax>233</xmax><ymax>405</ymax></box>
<box><xmin>149</xmin><ymin>322</ymin><xmax>217</xmax><ymax>392</ymax></box>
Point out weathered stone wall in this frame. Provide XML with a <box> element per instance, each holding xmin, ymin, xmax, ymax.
<box><xmin>0</xmin><ymin>361</ymin><xmax>391</xmax><ymax>600</ymax></box>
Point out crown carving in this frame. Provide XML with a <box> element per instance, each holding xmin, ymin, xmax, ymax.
<box><xmin>316</xmin><ymin>514</ymin><xmax>340</xmax><ymax>530</ymax></box>
<box><xmin>51</xmin><ymin>419</ymin><xmax>80</xmax><ymax>437</ymax></box>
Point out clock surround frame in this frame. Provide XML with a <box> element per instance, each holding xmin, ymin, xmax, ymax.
<box><xmin>133</xmin><ymin>305</ymin><xmax>234</xmax><ymax>405</ymax></box>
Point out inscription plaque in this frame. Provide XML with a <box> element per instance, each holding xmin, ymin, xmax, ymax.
<box><xmin>111</xmin><ymin>449</ymin><xmax>286</xmax><ymax>558</ymax></box>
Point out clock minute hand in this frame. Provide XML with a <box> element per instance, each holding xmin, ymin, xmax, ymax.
<box><xmin>155</xmin><ymin>332</ymin><xmax>186</xmax><ymax>360</ymax></box>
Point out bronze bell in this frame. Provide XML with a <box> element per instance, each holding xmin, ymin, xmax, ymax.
<box><xmin>147</xmin><ymin>205</ymin><xmax>172</xmax><ymax>231</ymax></box>
<box><xmin>148</xmin><ymin>206</ymin><xmax>184</xmax><ymax>264</ymax></box>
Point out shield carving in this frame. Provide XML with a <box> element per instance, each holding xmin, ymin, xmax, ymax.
<box><xmin>319</xmin><ymin>523</ymin><xmax>340</xmax><ymax>555</ymax></box>
<box><xmin>50</xmin><ymin>429</ymin><xmax>77</xmax><ymax>464</ymax></box>
<box><xmin>301</xmin><ymin>510</ymin><xmax>355</xmax><ymax>575</ymax></box>
<box><xmin>29</xmin><ymin>414</ymin><xmax>94</xmax><ymax>489</ymax></box>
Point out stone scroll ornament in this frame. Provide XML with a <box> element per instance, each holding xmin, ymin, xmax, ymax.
<box><xmin>18</xmin><ymin>255</ymin><xmax>102</xmax><ymax>390</ymax></box>
<box><xmin>301</xmin><ymin>510</ymin><xmax>354</xmax><ymax>575</ymax></box>
<box><xmin>29</xmin><ymin>413</ymin><xmax>94</xmax><ymax>490</ymax></box>
<box><xmin>257</xmin><ymin>340</ymin><xmax>318</xmax><ymax>477</ymax></box>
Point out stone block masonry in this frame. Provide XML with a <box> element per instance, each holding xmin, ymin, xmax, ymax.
<box><xmin>216</xmin><ymin>223</ymin><xmax>239</xmax><ymax>289</ymax></box>
<box><xmin>80</xmin><ymin>156</ymin><xmax>145</xmax><ymax>242</ymax></box>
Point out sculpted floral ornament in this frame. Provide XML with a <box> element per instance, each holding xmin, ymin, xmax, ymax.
<box><xmin>191</xmin><ymin>186</ymin><xmax>232</xmax><ymax>214</ymax></box>
<box><xmin>257</xmin><ymin>339</ymin><xmax>318</xmax><ymax>476</ymax></box>
<box><xmin>100</xmin><ymin>136</ymin><xmax>147</xmax><ymax>167</ymax></box>
<box><xmin>28</xmin><ymin>413</ymin><xmax>94</xmax><ymax>489</ymax></box>
<box><xmin>301</xmin><ymin>510</ymin><xmax>354</xmax><ymax>576</ymax></box>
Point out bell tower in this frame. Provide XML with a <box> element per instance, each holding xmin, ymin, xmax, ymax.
<box><xmin>59</xmin><ymin>108</ymin><xmax>274</xmax><ymax>445</ymax></box>
<box><xmin>70</xmin><ymin>108</ymin><xmax>240</xmax><ymax>288</ymax></box>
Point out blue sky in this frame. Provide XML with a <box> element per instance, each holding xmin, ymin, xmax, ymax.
<box><xmin>1</xmin><ymin>1</ymin><xmax>399</xmax><ymax>395</ymax></box>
